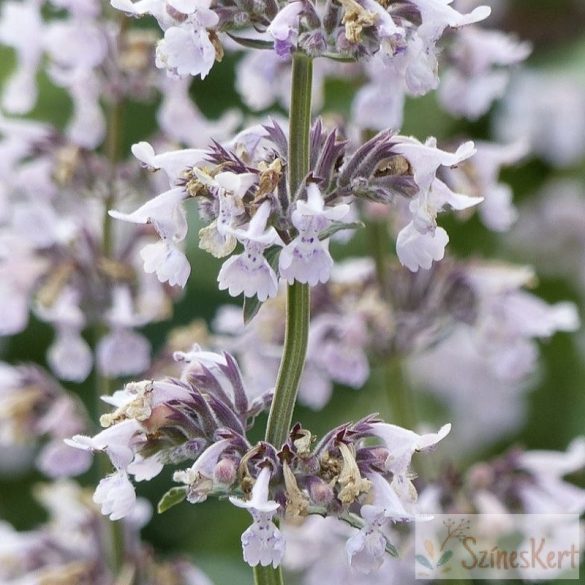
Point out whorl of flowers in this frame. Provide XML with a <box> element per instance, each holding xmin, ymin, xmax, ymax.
<box><xmin>111</xmin><ymin>119</ymin><xmax>482</xmax><ymax>297</ymax></box>
<box><xmin>66</xmin><ymin>346</ymin><xmax>451</xmax><ymax>569</ymax></box>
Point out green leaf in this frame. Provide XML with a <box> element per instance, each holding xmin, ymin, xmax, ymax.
<box><xmin>415</xmin><ymin>555</ymin><xmax>434</xmax><ymax>570</ymax></box>
<box><xmin>385</xmin><ymin>541</ymin><xmax>399</xmax><ymax>557</ymax></box>
<box><xmin>242</xmin><ymin>246</ymin><xmax>282</xmax><ymax>325</ymax></box>
<box><xmin>157</xmin><ymin>487</ymin><xmax>187</xmax><ymax>514</ymax></box>
<box><xmin>227</xmin><ymin>34</ymin><xmax>273</xmax><ymax>51</ymax></box>
<box><xmin>318</xmin><ymin>221</ymin><xmax>364</xmax><ymax>241</ymax></box>
<box><xmin>322</xmin><ymin>52</ymin><xmax>358</xmax><ymax>63</ymax></box>
<box><xmin>438</xmin><ymin>550</ymin><xmax>453</xmax><ymax>566</ymax></box>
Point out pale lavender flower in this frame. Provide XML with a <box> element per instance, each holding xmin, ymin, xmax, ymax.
<box><xmin>131</xmin><ymin>140</ymin><xmax>206</xmax><ymax>181</ymax></box>
<box><xmin>394</xmin><ymin>138</ymin><xmax>476</xmax><ymax>207</ymax></box>
<box><xmin>402</xmin><ymin>32</ymin><xmax>440</xmax><ymax>96</ymax></box>
<box><xmin>352</xmin><ymin>57</ymin><xmax>406</xmax><ymax>131</ymax></box>
<box><xmin>279</xmin><ymin>184</ymin><xmax>350</xmax><ymax>286</ymax></box>
<box><xmin>141</xmin><ymin>240</ymin><xmax>192</xmax><ymax>287</ymax></box>
<box><xmin>309</xmin><ymin>313</ymin><xmax>370</xmax><ymax>389</ymax></box>
<box><xmin>110</xmin><ymin>186</ymin><xmax>191</xmax><ymax>286</ymax></box>
<box><xmin>65</xmin><ymin>418</ymin><xmax>145</xmax><ymax>470</ymax></box>
<box><xmin>158</xmin><ymin>77</ymin><xmax>241</xmax><ymax>147</ymax></box>
<box><xmin>508</xmin><ymin>180</ymin><xmax>585</xmax><ymax>289</ymax></box>
<box><xmin>346</xmin><ymin>512</ymin><xmax>387</xmax><ymax>574</ymax></box>
<box><xmin>198</xmin><ymin>170</ymin><xmax>258</xmax><ymax>258</ymax></box>
<box><xmin>0</xmin><ymin>239</ymin><xmax>46</xmax><ymax>336</ymax></box>
<box><xmin>53</xmin><ymin>70</ymin><xmax>106</xmax><ymax>149</ymax></box>
<box><xmin>396</xmin><ymin>221</ymin><xmax>450</xmax><ymax>272</ymax></box>
<box><xmin>393</xmin><ymin>138</ymin><xmax>479</xmax><ymax>271</ymax></box>
<box><xmin>44</xmin><ymin>11</ymin><xmax>108</xmax><ymax>73</ymax></box>
<box><xmin>47</xmin><ymin>329</ymin><xmax>94</xmax><ymax>383</ymax></box>
<box><xmin>412</xmin><ymin>0</ymin><xmax>491</xmax><ymax>43</ymax></box>
<box><xmin>36</xmin><ymin>288</ymin><xmax>93</xmax><ymax>382</ymax></box>
<box><xmin>230</xmin><ymin>467</ymin><xmax>285</xmax><ymax>568</ymax></box>
<box><xmin>37</xmin><ymin>439</ymin><xmax>93</xmax><ymax>478</ymax></box>
<box><xmin>218</xmin><ymin>202</ymin><xmax>283</xmax><ymax>300</ymax></box>
<box><xmin>110</xmin><ymin>186</ymin><xmax>188</xmax><ymax>241</ymax></box>
<box><xmin>236</xmin><ymin>51</ymin><xmax>291</xmax><ymax>111</ymax></box>
<box><xmin>445</xmin><ymin>139</ymin><xmax>528</xmax><ymax>232</ymax></box>
<box><xmin>0</xmin><ymin>0</ymin><xmax>44</xmax><ymax>114</ymax></box>
<box><xmin>97</xmin><ymin>287</ymin><xmax>151</xmax><ymax>377</ymax></box>
<box><xmin>408</xmin><ymin>263</ymin><xmax>579</xmax><ymax>453</ymax></box>
<box><xmin>93</xmin><ymin>469</ymin><xmax>137</xmax><ymax>520</ymax></box>
<box><xmin>235</xmin><ymin>51</ymin><xmax>328</xmax><ymax>113</ymax></box>
<box><xmin>439</xmin><ymin>27</ymin><xmax>531</xmax><ymax>120</ymax></box>
<box><xmin>267</xmin><ymin>2</ymin><xmax>304</xmax><ymax>58</ymax></box>
<box><xmin>495</xmin><ymin>71</ymin><xmax>585</xmax><ymax>167</ymax></box>
<box><xmin>173</xmin><ymin>439</ymin><xmax>232</xmax><ymax>502</ymax></box>
<box><xmin>127</xmin><ymin>453</ymin><xmax>165</xmax><ymax>481</ymax></box>
<box><xmin>371</xmin><ymin>422</ymin><xmax>451</xmax><ymax>477</ymax></box>
<box><xmin>517</xmin><ymin>438</ymin><xmax>585</xmax><ymax>515</ymax></box>
<box><xmin>284</xmin><ymin>516</ymin><xmax>397</xmax><ymax>585</ymax></box>
<box><xmin>347</xmin><ymin>471</ymin><xmax>417</xmax><ymax>573</ymax></box>
<box><xmin>156</xmin><ymin>24</ymin><xmax>217</xmax><ymax>79</ymax></box>
<box><xmin>97</xmin><ymin>330</ymin><xmax>150</xmax><ymax>379</ymax></box>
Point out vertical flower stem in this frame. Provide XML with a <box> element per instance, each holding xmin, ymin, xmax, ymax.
<box><xmin>367</xmin><ymin>223</ymin><xmax>429</xmax><ymax>469</ymax></box>
<box><xmin>368</xmin><ymin>220</ymin><xmax>391</xmax><ymax>297</ymax></box>
<box><xmin>366</xmin><ymin>215</ymin><xmax>419</xmax><ymax>431</ymax></box>
<box><xmin>253</xmin><ymin>566</ymin><xmax>285</xmax><ymax>585</ymax></box>
<box><xmin>264</xmin><ymin>280</ymin><xmax>310</xmax><ymax>446</ymax></box>
<box><xmin>264</xmin><ymin>52</ymin><xmax>313</xmax><ymax>449</ymax></box>
<box><xmin>255</xmin><ymin>51</ymin><xmax>313</xmax><ymax>585</ymax></box>
<box><xmin>383</xmin><ymin>357</ymin><xmax>417</xmax><ymax>431</ymax></box>
<box><xmin>93</xmin><ymin>71</ymin><xmax>127</xmax><ymax>579</ymax></box>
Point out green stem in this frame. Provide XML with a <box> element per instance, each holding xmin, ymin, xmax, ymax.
<box><xmin>366</xmin><ymin>218</ymin><xmax>417</xmax><ymax>431</ymax></box>
<box><xmin>383</xmin><ymin>358</ymin><xmax>417</xmax><ymax>431</ymax></box>
<box><xmin>286</xmin><ymin>53</ymin><xmax>313</xmax><ymax>202</ymax></box>
<box><xmin>264</xmin><ymin>52</ymin><xmax>313</xmax><ymax>449</ymax></box>
<box><xmin>384</xmin><ymin>358</ymin><xmax>437</xmax><ymax>479</ymax></box>
<box><xmin>93</xmin><ymin>90</ymin><xmax>127</xmax><ymax>581</ymax></box>
<box><xmin>265</xmin><ymin>281</ymin><xmax>310</xmax><ymax>446</ymax></box>
<box><xmin>257</xmin><ymin>52</ymin><xmax>313</xmax><ymax>585</ymax></box>
<box><xmin>368</xmin><ymin>220</ymin><xmax>391</xmax><ymax>297</ymax></box>
<box><xmin>253</xmin><ymin>566</ymin><xmax>285</xmax><ymax>585</ymax></box>
<box><xmin>103</xmin><ymin>94</ymin><xmax>124</xmax><ymax>260</ymax></box>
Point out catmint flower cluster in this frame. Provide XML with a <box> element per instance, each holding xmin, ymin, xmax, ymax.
<box><xmin>0</xmin><ymin>117</ymin><xmax>165</xmax><ymax>382</ymax></box>
<box><xmin>283</xmin><ymin>438</ymin><xmax>585</xmax><ymax>583</ymax></box>
<box><xmin>186</xmin><ymin>256</ymin><xmax>477</xmax><ymax>410</ymax></box>
<box><xmin>201</xmin><ymin>255</ymin><xmax>578</xmax><ymax>452</ymax></box>
<box><xmin>408</xmin><ymin>262</ymin><xmax>579</xmax><ymax>452</ymax></box>
<box><xmin>112</xmin><ymin>0</ymin><xmax>491</xmax><ymax>90</ymax></box>
<box><xmin>112</xmin><ymin>120</ymin><xmax>485</xmax><ymax>298</ymax></box>
<box><xmin>0</xmin><ymin>479</ymin><xmax>212</xmax><ymax>585</ymax></box>
<box><xmin>66</xmin><ymin>346</ymin><xmax>451</xmax><ymax>569</ymax></box>
<box><xmin>0</xmin><ymin>0</ymin><xmax>244</xmax><ymax>384</ymax></box>
<box><xmin>510</xmin><ymin>179</ymin><xmax>585</xmax><ymax>296</ymax></box>
<box><xmin>0</xmin><ymin>362</ymin><xmax>92</xmax><ymax>477</ymax></box>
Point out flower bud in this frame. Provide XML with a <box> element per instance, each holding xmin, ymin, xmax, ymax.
<box><xmin>214</xmin><ymin>458</ymin><xmax>237</xmax><ymax>486</ymax></box>
<box><xmin>307</xmin><ymin>477</ymin><xmax>335</xmax><ymax>506</ymax></box>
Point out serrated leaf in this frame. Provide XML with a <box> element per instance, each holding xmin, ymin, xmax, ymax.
<box><xmin>438</xmin><ymin>550</ymin><xmax>453</xmax><ymax>566</ymax></box>
<box><xmin>318</xmin><ymin>221</ymin><xmax>364</xmax><ymax>241</ymax></box>
<box><xmin>227</xmin><ymin>33</ymin><xmax>273</xmax><ymax>50</ymax></box>
<box><xmin>415</xmin><ymin>555</ymin><xmax>434</xmax><ymax>570</ymax></box>
<box><xmin>157</xmin><ymin>486</ymin><xmax>187</xmax><ymax>514</ymax></box>
<box><xmin>242</xmin><ymin>246</ymin><xmax>281</xmax><ymax>325</ymax></box>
